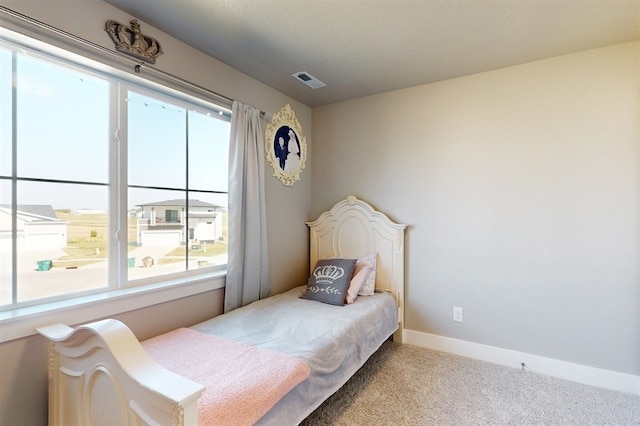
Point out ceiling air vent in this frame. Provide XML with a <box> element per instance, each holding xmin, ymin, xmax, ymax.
<box><xmin>292</xmin><ymin>71</ymin><xmax>326</xmax><ymax>89</ymax></box>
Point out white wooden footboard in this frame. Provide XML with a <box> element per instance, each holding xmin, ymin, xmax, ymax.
<box><xmin>37</xmin><ymin>319</ymin><xmax>204</xmax><ymax>426</ymax></box>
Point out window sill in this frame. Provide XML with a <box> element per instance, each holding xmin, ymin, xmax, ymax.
<box><xmin>0</xmin><ymin>270</ymin><xmax>226</xmax><ymax>343</ymax></box>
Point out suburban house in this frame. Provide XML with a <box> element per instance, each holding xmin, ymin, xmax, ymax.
<box><xmin>1</xmin><ymin>1</ymin><xmax>639</xmax><ymax>425</ymax></box>
<box><xmin>0</xmin><ymin>205</ymin><xmax>67</xmax><ymax>251</ymax></box>
<box><xmin>135</xmin><ymin>199</ymin><xmax>224</xmax><ymax>247</ymax></box>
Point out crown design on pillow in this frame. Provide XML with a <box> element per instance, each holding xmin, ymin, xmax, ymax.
<box><xmin>313</xmin><ymin>265</ymin><xmax>345</xmax><ymax>284</ymax></box>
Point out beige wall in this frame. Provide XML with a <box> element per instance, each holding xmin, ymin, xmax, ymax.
<box><xmin>0</xmin><ymin>0</ymin><xmax>312</xmax><ymax>424</ymax></box>
<box><xmin>312</xmin><ymin>42</ymin><xmax>640</xmax><ymax>376</ymax></box>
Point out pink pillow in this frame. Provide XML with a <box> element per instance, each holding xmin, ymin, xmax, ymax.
<box><xmin>346</xmin><ymin>266</ymin><xmax>372</xmax><ymax>304</ymax></box>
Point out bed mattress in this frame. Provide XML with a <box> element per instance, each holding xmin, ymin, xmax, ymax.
<box><xmin>191</xmin><ymin>285</ymin><xmax>399</xmax><ymax>425</ymax></box>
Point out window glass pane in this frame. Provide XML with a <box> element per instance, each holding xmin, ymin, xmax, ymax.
<box><xmin>15</xmin><ymin>181</ymin><xmax>108</xmax><ymax>303</ymax></box>
<box><xmin>0</xmin><ymin>48</ymin><xmax>11</xmax><ymax>177</ymax></box>
<box><xmin>128</xmin><ymin>188</ymin><xmax>188</xmax><ymax>280</ymax></box>
<box><xmin>0</xmin><ymin>180</ymin><xmax>12</xmax><ymax>306</ymax></box>
<box><xmin>128</xmin><ymin>91</ymin><xmax>186</xmax><ymax>188</ymax></box>
<box><xmin>1</xmin><ymin>33</ymin><xmax>230</xmax><ymax>311</ymax></box>
<box><xmin>188</xmin><ymin>193</ymin><xmax>227</xmax><ymax>269</ymax></box>
<box><xmin>188</xmin><ymin>110</ymin><xmax>229</xmax><ymax>192</ymax></box>
<box><xmin>15</xmin><ymin>54</ymin><xmax>109</xmax><ymax>183</ymax></box>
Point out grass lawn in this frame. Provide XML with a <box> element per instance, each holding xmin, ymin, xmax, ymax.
<box><xmin>55</xmin><ymin>210</ymin><xmax>227</xmax><ymax>267</ymax></box>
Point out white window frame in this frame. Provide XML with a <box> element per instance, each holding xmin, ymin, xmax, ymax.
<box><xmin>0</xmin><ymin>25</ymin><xmax>230</xmax><ymax>342</ymax></box>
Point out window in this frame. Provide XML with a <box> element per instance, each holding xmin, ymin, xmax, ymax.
<box><xmin>165</xmin><ymin>210</ymin><xmax>180</xmax><ymax>223</ymax></box>
<box><xmin>0</xmin><ymin>30</ymin><xmax>230</xmax><ymax>310</ymax></box>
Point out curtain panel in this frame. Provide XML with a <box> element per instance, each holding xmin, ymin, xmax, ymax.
<box><xmin>225</xmin><ymin>101</ymin><xmax>270</xmax><ymax>312</ymax></box>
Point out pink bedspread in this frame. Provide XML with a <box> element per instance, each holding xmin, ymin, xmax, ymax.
<box><xmin>141</xmin><ymin>328</ymin><xmax>310</xmax><ymax>426</ymax></box>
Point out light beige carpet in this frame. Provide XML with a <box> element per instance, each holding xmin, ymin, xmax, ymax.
<box><xmin>301</xmin><ymin>341</ymin><xmax>640</xmax><ymax>425</ymax></box>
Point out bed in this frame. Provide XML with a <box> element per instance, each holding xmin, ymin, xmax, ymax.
<box><xmin>36</xmin><ymin>196</ymin><xmax>407</xmax><ymax>426</ymax></box>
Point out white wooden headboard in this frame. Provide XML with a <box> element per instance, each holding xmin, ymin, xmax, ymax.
<box><xmin>306</xmin><ymin>196</ymin><xmax>407</xmax><ymax>339</ymax></box>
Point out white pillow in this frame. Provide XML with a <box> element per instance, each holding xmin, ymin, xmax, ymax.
<box><xmin>355</xmin><ymin>253</ymin><xmax>377</xmax><ymax>296</ymax></box>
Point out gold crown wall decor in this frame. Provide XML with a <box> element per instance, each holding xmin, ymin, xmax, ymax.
<box><xmin>105</xmin><ymin>19</ymin><xmax>163</xmax><ymax>64</ymax></box>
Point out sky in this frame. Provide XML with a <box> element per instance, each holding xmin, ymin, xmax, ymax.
<box><xmin>1</xmin><ymin>49</ymin><xmax>230</xmax><ymax>211</ymax></box>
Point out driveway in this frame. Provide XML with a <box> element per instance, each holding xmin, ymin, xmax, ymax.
<box><xmin>126</xmin><ymin>245</ymin><xmax>176</xmax><ymax>268</ymax></box>
<box><xmin>1</xmin><ymin>246</ymin><xmax>227</xmax><ymax>305</ymax></box>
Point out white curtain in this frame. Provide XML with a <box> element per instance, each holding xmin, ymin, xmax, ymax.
<box><xmin>225</xmin><ymin>101</ymin><xmax>270</xmax><ymax>313</ymax></box>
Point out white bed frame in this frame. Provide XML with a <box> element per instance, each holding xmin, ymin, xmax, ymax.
<box><xmin>306</xmin><ymin>195</ymin><xmax>407</xmax><ymax>342</ymax></box>
<box><xmin>37</xmin><ymin>196</ymin><xmax>407</xmax><ymax>426</ymax></box>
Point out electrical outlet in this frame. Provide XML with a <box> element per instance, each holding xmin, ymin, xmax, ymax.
<box><xmin>453</xmin><ymin>306</ymin><xmax>463</xmax><ymax>322</ymax></box>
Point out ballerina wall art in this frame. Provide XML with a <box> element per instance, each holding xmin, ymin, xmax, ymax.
<box><xmin>265</xmin><ymin>104</ymin><xmax>307</xmax><ymax>186</ymax></box>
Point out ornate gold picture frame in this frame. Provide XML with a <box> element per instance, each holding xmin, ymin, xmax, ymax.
<box><xmin>265</xmin><ymin>104</ymin><xmax>307</xmax><ymax>186</ymax></box>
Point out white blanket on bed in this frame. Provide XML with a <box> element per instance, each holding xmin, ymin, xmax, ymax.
<box><xmin>191</xmin><ymin>285</ymin><xmax>399</xmax><ymax>425</ymax></box>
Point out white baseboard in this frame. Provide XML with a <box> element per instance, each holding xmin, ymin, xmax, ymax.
<box><xmin>403</xmin><ymin>329</ymin><xmax>640</xmax><ymax>396</ymax></box>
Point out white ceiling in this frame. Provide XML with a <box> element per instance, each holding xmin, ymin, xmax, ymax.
<box><xmin>103</xmin><ymin>0</ymin><xmax>640</xmax><ymax>107</ymax></box>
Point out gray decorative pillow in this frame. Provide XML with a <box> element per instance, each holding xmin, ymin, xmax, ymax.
<box><xmin>300</xmin><ymin>258</ymin><xmax>357</xmax><ymax>306</ymax></box>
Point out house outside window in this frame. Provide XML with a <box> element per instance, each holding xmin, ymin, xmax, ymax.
<box><xmin>0</xmin><ymin>28</ymin><xmax>230</xmax><ymax>309</ymax></box>
<box><xmin>138</xmin><ymin>200</ymin><xmax>222</xmax><ymax>245</ymax></box>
